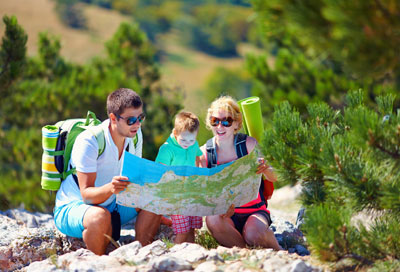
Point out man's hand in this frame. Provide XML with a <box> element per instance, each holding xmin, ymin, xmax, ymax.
<box><xmin>220</xmin><ymin>204</ymin><xmax>235</xmax><ymax>218</ymax></box>
<box><xmin>110</xmin><ymin>176</ymin><xmax>130</xmax><ymax>194</ymax></box>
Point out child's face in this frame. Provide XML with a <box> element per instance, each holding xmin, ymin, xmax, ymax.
<box><xmin>175</xmin><ymin>130</ymin><xmax>197</xmax><ymax>149</ymax></box>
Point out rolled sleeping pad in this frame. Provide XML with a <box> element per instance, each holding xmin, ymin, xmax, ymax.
<box><xmin>238</xmin><ymin>96</ymin><xmax>264</xmax><ymax>143</ymax></box>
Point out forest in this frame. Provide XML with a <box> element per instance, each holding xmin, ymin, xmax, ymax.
<box><xmin>1</xmin><ymin>0</ymin><xmax>399</xmax><ymax>270</ymax></box>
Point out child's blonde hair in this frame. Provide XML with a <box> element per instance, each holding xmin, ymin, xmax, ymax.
<box><xmin>174</xmin><ymin>111</ymin><xmax>200</xmax><ymax>134</ymax></box>
<box><xmin>206</xmin><ymin>96</ymin><xmax>242</xmax><ymax>133</ymax></box>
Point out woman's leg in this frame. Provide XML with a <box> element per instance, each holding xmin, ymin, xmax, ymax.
<box><xmin>242</xmin><ymin>213</ymin><xmax>281</xmax><ymax>250</ymax></box>
<box><xmin>205</xmin><ymin>215</ymin><xmax>246</xmax><ymax>247</ymax></box>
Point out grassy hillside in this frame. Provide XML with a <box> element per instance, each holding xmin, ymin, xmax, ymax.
<box><xmin>0</xmin><ymin>0</ymin><xmax>251</xmax><ymax>113</ymax></box>
<box><xmin>158</xmin><ymin>32</ymin><xmax>246</xmax><ymax>114</ymax></box>
<box><xmin>0</xmin><ymin>0</ymin><xmax>130</xmax><ymax>63</ymax></box>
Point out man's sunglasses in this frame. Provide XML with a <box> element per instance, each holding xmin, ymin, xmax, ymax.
<box><xmin>116</xmin><ymin>113</ymin><xmax>146</xmax><ymax>125</ymax></box>
<box><xmin>210</xmin><ymin>116</ymin><xmax>234</xmax><ymax>127</ymax></box>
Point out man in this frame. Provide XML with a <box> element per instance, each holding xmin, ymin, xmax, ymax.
<box><xmin>54</xmin><ymin>88</ymin><xmax>161</xmax><ymax>255</ymax></box>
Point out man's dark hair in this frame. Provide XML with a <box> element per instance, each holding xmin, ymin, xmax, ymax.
<box><xmin>107</xmin><ymin>88</ymin><xmax>142</xmax><ymax>116</ymax></box>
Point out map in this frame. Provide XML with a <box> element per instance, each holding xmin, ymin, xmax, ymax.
<box><xmin>116</xmin><ymin>150</ymin><xmax>262</xmax><ymax>216</ymax></box>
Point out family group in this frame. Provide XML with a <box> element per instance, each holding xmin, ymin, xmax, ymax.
<box><xmin>53</xmin><ymin>88</ymin><xmax>281</xmax><ymax>255</ymax></box>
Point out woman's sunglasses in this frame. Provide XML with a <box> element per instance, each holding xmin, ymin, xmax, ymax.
<box><xmin>116</xmin><ymin>113</ymin><xmax>146</xmax><ymax>125</ymax></box>
<box><xmin>210</xmin><ymin>116</ymin><xmax>234</xmax><ymax>127</ymax></box>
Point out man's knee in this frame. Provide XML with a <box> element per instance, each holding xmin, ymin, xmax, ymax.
<box><xmin>84</xmin><ymin>206</ymin><xmax>111</xmax><ymax>230</ymax></box>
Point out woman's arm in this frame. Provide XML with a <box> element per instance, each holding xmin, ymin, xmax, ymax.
<box><xmin>246</xmin><ymin>136</ymin><xmax>277</xmax><ymax>182</ymax></box>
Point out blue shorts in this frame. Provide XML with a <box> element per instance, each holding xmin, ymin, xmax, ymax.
<box><xmin>54</xmin><ymin>200</ymin><xmax>138</xmax><ymax>238</ymax></box>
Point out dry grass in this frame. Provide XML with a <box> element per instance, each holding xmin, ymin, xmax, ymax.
<box><xmin>0</xmin><ymin>0</ymin><xmax>260</xmax><ymax>112</ymax></box>
<box><xmin>0</xmin><ymin>0</ymin><xmax>130</xmax><ymax>63</ymax></box>
<box><xmin>158</xmin><ymin>31</ymin><xmax>246</xmax><ymax>114</ymax></box>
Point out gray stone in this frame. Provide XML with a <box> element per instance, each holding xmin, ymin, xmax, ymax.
<box><xmin>168</xmin><ymin>243</ymin><xmax>208</xmax><ymax>262</ymax></box>
<box><xmin>149</xmin><ymin>255</ymin><xmax>192</xmax><ymax>271</ymax></box>
<box><xmin>289</xmin><ymin>259</ymin><xmax>312</xmax><ymax>272</ymax></box>
<box><xmin>109</xmin><ymin>241</ymin><xmax>142</xmax><ymax>261</ymax></box>
<box><xmin>195</xmin><ymin>261</ymin><xmax>220</xmax><ymax>272</ymax></box>
<box><xmin>263</xmin><ymin>257</ymin><xmax>291</xmax><ymax>272</ymax></box>
<box><xmin>1</xmin><ymin>208</ymin><xmax>327</xmax><ymax>272</ymax></box>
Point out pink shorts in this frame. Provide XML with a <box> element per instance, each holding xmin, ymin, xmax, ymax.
<box><xmin>171</xmin><ymin>215</ymin><xmax>203</xmax><ymax>234</ymax></box>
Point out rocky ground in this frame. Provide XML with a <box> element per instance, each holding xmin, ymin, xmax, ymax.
<box><xmin>0</xmin><ymin>186</ymin><xmax>331</xmax><ymax>272</ymax></box>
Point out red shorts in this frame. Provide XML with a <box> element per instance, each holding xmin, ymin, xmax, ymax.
<box><xmin>171</xmin><ymin>215</ymin><xmax>203</xmax><ymax>234</ymax></box>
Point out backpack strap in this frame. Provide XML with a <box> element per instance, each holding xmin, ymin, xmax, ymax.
<box><xmin>234</xmin><ymin>133</ymin><xmax>248</xmax><ymax>158</ymax></box>
<box><xmin>206</xmin><ymin>134</ymin><xmax>248</xmax><ymax>168</ymax></box>
<box><xmin>68</xmin><ymin>125</ymin><xmax>105</xmax><ymax>188</ymax></box>
<box><xmin>125</xmin><ymin>130</ymin><xmax>140</xmax><ymax>152</ymax></box>
<box><xmin>206</xmin><ymin>137</ymin><xmax>218</xmax><ymax>168</ymax></box>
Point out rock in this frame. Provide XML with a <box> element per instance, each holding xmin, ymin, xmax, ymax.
<box><xmin>149</xmin><ymin>255</ymin><xmax>192</xmax><ymax>271</ymax></box>
<box><xmin>296</xmin><ymin>207</ymin><xmax>306</xmax><ymax>230</ymax></box>
<box><xmin>168</xmin><ymin>243</ymin><xmax>208</xmax><ymax>262</ymax></box>
<box><xmin>289</xmin><ymin>259</ymin><xmax>313</xmax><ymax>272</ymax></box>
<box><xmin>262</xmin><ymin>257</ymin><xmax>291</xmax><ymax>271</ymax></box>
<box><xmin>195</xmin><ymin>261</ymin><xmax>219</xmax><ymax>272</ymax></box>
<box><xmin>109</xmin><ymin>240</ymin><xmax>142</xmax><ymax>261</ymax></box>
<box><xmin>295</xmin><ymin>245</ymin><xmax>310</xmax><ymax>256</ymax></box>
<box><xmin>0</xmin><ymin>208</ymin><xmax>325</xmax><ymax>272</ymax></box>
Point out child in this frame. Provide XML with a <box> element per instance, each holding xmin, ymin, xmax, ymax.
<box><xmin>155</xmin><ymin>111</ymin><xmax>203</xmax><ymax>243</ymax></box>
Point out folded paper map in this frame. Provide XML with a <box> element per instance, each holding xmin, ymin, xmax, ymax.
<box><xmin>116</xmin><ymin>150</ymin><xmax>261</xmax><ymax>216</ymax></box>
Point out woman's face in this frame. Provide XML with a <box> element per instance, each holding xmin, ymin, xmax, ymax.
<box><xmin>209</xmin><ymin>109</ymin><xmax>238</xmax><ymax>140</ymax></box>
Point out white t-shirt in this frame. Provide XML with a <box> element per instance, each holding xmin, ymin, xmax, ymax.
<box><xmin>55</xmin><ymin>119</ymin><xmax>143</xmax><ymax>207</ymax></box>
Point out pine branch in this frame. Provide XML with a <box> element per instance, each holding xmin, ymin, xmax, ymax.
<box><xmin>339</xmin><ymin>254</ymin><xmax>373</xmax><ymax>266</ymax></box>
<box><xmin>373</xmin><ymin>0</ymin><xmax>400</xmax><ymax>20</ymax></box>
<box><xmin>368</xmin><ymin>130</ymin><xmax>400</xmax><ymax>159</ymax></box>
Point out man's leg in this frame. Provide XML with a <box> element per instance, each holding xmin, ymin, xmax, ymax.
<box><xmin>82</xmin><ymin>206</ymin><xmax>112</xmax><ymax>255</ymax></box>
<box><xmin>135</xmin><ymin>210</ymin><xmax>161</xmax><ymax>246</ymax></box>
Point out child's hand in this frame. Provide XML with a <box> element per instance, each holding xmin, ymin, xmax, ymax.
<box><xmin>220</xmin><ymin>204</ymin><xmax>235</xmax><ymax>218</ymax></box>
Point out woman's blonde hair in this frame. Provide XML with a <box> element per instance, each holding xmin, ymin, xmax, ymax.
<box><xmin>206</xmin><ymin>96</ymin><xmax>242</xmax><ymax>133</ymax></box>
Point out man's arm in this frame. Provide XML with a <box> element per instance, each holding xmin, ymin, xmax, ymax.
<box><xmin>77</xmin><ymin>171</ymin><xmax>130</xmax><ymax>205</ymax></box>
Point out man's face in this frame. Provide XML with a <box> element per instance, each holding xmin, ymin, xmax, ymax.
<box><xmin>115</xmin><ymin>106</ymin><xmax>144</xmax><ymax>138</ymax></box>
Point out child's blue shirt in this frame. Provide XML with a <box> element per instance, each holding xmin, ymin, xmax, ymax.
<box><xmin>155</xmin><ymin>133</ymin><xmax>202</xmax><ymax>166</ymax></box>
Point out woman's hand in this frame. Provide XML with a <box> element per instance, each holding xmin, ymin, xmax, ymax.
<box><xmin>257</xmin><ymin>158</ymin><xmax>277</xmax><ymax>182</ymax></box>
<box><xmin>220</xmin><ymin>204</ymin><xmax>235</xmax><ymax>218</ymax></box>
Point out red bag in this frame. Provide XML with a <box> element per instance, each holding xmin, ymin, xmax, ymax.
<box><xmin>262</xmin><ymin>177</ymin><xmax>274</xmax><ymax>200</ymax></box>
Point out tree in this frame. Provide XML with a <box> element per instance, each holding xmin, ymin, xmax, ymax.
<box><xmin>55</xmin><ymin>0</ymin><xmax>87</xmax><ymax>29</ymax></box>
<box><xmin>0</xmin><ymin>17</ymin><xmax>181</xmax><ymax>212</ymax></box>
<box><xmin>251</xmin><ymin>0</ymin><xmax>400</xmax><ymax>84</ymax></box>
<box><xmin>106</xmin><ymin>22</ymin><xmax>182</xmax><ymax>158</ymax></box>
<box><xmin>0</xmin><ymin>15</ymin><xmax>27</xmax><ymax>94</ymax></box>
<box><xmin>262</xmin><ymin>90</ymin><xmax>400</xmax><ymax>269</ymax></box>
<box><xmin>176</xmin><ymin>4</ymin><xmax>253</xmax><ymax>56</ymax></box>
<box><xmin>245</xmin><ymin>48</ymin><xmax>386</xmax><ymax>115</ymax></box>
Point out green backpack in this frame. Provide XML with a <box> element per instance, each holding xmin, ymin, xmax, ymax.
<box><xmin>41</xmin><ymin>111</ymin><xmax>138</xmax><ymax>191</ymax></box>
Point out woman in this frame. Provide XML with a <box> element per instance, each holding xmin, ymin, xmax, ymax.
<box><xmin>198</xmin><ymin>96</ymin><xmax>281</xmax><ymax>250</ymax></box>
